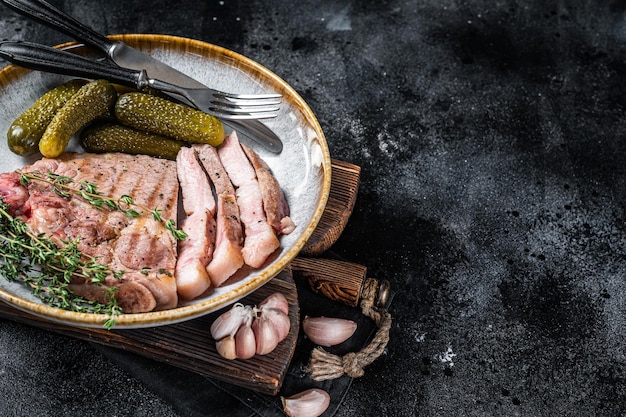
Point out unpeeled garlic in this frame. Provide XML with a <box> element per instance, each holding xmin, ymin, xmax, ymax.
<box><xmin>235</xmin><ymin>316</ymin><xmax>256</xmax><ymax>359</ymax></box>
<box><xmin>282</xmin><ymin>388</ymin><xmax>330</xmax><ymax>417</ymax></box>
<box><xmin>302</xmin><ymin>316</ymin><xmax>357</xmax><ymax>347</ymax></box>
<box><xmin>263</xmin><ymin>307</ymin><xmax>291</xmax><ymax>340</ymax></box>
<box><xmin>210</xmin><ymin>292</ymin><xmax>291</xmax><ymax>360</ymax></box>
<box><xmin>215</xmin><ymin>335</ymin><xmax>237</xmax><ymax>360</ymax></box>
<box><xmin>258</xmin><ymin>292</ymin><xmax>289</xmax><ymax>315</ymax></box>
<box><xmin>252</xmin><ymin>314</ymin><xmax>280</xmax><ymax>355</ymax></box>
<box><xmin>210</xmin><ymin>303</ymin><xmax>250</xmax><ymax>340</ymax></box>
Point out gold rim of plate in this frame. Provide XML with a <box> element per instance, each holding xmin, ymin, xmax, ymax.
<box><xmin>0</xmin><ymin>34</ymin><xmax>332</xmax><ymax>328</ymax></box>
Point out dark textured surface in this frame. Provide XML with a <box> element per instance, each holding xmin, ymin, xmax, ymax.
<box><xmin>2</xmin><ymin>0</ymin><xmax>626</xmax><ymax>416</ymax></box>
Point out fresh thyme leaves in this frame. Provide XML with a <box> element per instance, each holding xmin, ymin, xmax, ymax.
<box><xmin>0</xmin><ymin>202</ymin><xmax>122</xmax><ymax>330</ymax></box>
<box><xmin>19</xmin><ymin>171</ymin><xmax>187</xmax><ymax>240</ymax></box>
<box><xmin>165</xmin><ymin>219</ymin><xmax>187</xmax><ymax>241</ymax></box>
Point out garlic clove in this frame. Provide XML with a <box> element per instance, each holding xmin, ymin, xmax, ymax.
<box><xmin>281</xmin><ymin>388</ymin><xmax>330</xmax><ymax>417</ymax></box>
<box><xmin>215</xmin><ymin>335</ymin><xmax>237</xmax><ymax>360</ymax></box>
<box><xmin>252</xmin><ymin>315</ymin><xmax>279</xmax><ymax>355</ymax></box>
<box><xmin>263</xmin><ymin>307</ymin><xmax>291</xmax><ymax>341</ymax></box>
<box><xmin>235</xmin><ymin>321</ymin><xmax>257</xmax><ymax>360</ymax></box>
<box><xmin>258</xmin><ymin>292</ymin><xmax>289</xmax><ymax>315</ymax></box>
<box><xmin>302</xmin><ymin>316</ymin><xmax>357</xmax><ymax>347</ymax></box>
<box><xmin>210</xmin><ymin>303</ymin><xmax>250</xmax><ymax>340</ymax></box>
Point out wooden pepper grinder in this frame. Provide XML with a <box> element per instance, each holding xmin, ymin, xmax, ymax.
<box><xmin>290</xmin><ymin>257</ymin><xmax>390</xmax><ymax>308</ymax></box>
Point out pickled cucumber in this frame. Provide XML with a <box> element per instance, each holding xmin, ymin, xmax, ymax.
<box><xmin>80</xmin><ymin>122</ymin><xmax>185</xmax><ymax>160</ymax></box>
<box><xmin>114</xmin><ymin>92</ymin><xmax>225</xmax><ymax>147</ymax></box>
<box><xmin>39</xmin><ymin>79</ymin><xmax>118</xmax><ymax>158</ymax></box>
<box><xmin>7</xmin><ymin>79</ymin><xmax>87</xmax><ymax>156</ymax></box>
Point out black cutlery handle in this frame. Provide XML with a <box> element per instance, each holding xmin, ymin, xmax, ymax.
<box><xmin>0</xmin><ymin>0</ymin><xmax>115</xmax><ymax>53</ymax></box>
<box><xmin>0</xmin><ymin>41</ymin><xmax>147</xmax><ymax>88</ymax></box>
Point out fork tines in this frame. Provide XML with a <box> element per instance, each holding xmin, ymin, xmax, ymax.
<box><xmin>210</xmin><ymin>92</ymin><xmax>281</xmax><ymax>120</ymax></box>
<box><xmin>208</xmin><ymin>105</ymin><xmax>279</xmax><ymax>120</ymax></box>
<box><xmin>213</xmin><ymin>91</ymin><xmax>282</xmax><ymax>100</ymax></box>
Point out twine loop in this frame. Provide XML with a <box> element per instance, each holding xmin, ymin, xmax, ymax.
<box><xmin>307</xmin><ymin>278</ymin><xmax>392</xmax><ymax>381</ymax></box>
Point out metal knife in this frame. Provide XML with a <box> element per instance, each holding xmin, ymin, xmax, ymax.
<box><xmin>0</xmin><ymin>0</ymin><xmax>283</xmax><ymax>153</ymax></box>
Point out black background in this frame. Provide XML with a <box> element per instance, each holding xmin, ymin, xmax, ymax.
<box><xmin>2</xmin><ymin>1</ymin><xmax>626</xmax><ymax>416</ymax></box>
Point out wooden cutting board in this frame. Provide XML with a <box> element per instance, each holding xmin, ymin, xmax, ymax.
<box><xmin>0</xmin><ymin>159</ymin><xmax>361</xmax><ymax>396</ymax></box>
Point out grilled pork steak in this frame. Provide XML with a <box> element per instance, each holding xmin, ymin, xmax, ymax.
<box><xmin>241</xmin><ymin>144</ymin><xmax>295</xmax><ymax>236</ymax></box>
<box><xmin>175</xmin><ymin>147</ymin><xmax>216</xmax><ymax>299</ymax></box>
<box><xmin>194</xmin><ymin>143</ymin><xmax>245</xmax><ymax>287</ymax></box>
<box><xmin>1</xmin><ymin>133</ymin><xmax>295</xmax><ymax>313</ymax></box>
<box><xmin>188</xmin><ymin>135</ymin><xmax>296</xmax><ymax>286</ymax></box>
<box><xmin>217</xmin><ymin>133</ymin><xmax>280</xmax><ymax>268</ymax></box>
<box><xmin>0</xmin><ymin>152</ymin><xmax>179</xmax><ymax>313</ymax></box>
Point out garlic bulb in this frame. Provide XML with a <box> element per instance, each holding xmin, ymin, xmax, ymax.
<box><xmin>210</xmin><ymin>292</ymin><xmax>291</xmax><ymax>360</ymax></box>
<box><xmin>282</xmin><ymin>388</ymin><xmax>330</xmax><ymax>417</ymax></box>
<box><xmin>302</xmin><ymin>316</ymin><xmax>357</xmax><ymax>347</ymax></box>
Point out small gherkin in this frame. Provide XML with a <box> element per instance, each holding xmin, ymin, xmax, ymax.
<box><xmin>39</xmin><ymin>79</ymin><xmax>118</xmax><ymax>158</ymax></box>
<box><xmin>80</xmin><ymin>122</ymin><xmax>185</xmax><ymax>160</ymax></box>
<box><xmin>114</xmin><ymin>92</ymin><xmax>225</xmax><ymax>147</ymax></box>
<box><xmin>7</xmin><ymin>78</ymin><xmax>87</xmax><ymax>156</ymax></box>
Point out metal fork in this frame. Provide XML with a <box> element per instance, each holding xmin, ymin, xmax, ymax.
<box><xmin>150</xmin><ymin>79</ymin><xmax>281</xmax><ymax>120</ymax></box>
<box><xmin>0</xmin><ymin>40</ymin><xmax>281</xmax><ymax>121</ymax></box>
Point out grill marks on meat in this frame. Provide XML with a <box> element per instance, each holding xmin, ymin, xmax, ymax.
<box><xmin>175</xmin><ymin>147</ymin><xmax>216</xmax><ymax>299</ymax></box>
<box><xmin>217</xmin><ymin>133</ymin><xmax>280</xmax><ymax>268</ymax></box>
<box><xmin>194</xmin><ymin>144</ymin><xmax>245</xmax><ymax>287</ymax></box>
<box><xmin>7</xmin><ymin>152</ymin><xmax>180</xmax><ymax>313</ymax></box>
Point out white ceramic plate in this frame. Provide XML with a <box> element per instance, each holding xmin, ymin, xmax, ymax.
<box><xmin>0</xmin><ymin>34</ymin><xmax>331</xmax><ymax>328</ymax></box>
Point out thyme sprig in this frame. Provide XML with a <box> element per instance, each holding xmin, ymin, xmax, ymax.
<box><xmin>0</xmin><ymin>203</ymin><xmax>122</xmax><ymax>329</ymax></box>
<box><xmin>18</xmin><ymin>171</ymin><xmax>187</xmax><ymax>241</ymax></box>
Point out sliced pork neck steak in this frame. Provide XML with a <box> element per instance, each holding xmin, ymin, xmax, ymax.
<box><xmin>175</xmin><ymin>147</ymin><xmax>216</xmax><ymax>299</ymax></box>
<box><xmin>194</xmin><ymin>143</ymin><xmax>245</xmax><ymax>286</ymax></box>
<box><xmin>1</xmin><ymin>152</ymin><xmax>179</xmax><ymax>313</ymax></box>
<box><xmin>0</xmin><ymin>132</ymin><xmax>296</xmax><ymax>311</ymax></box>
<box><xmin>217</xmin><ymin>132</ymin><xmax>280</xmax><ymax>268</ymax></box>
<box><xmin>241</xmin><ymin>144</ymin><xmax>295</xmax><ymax>236</ymax></box>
